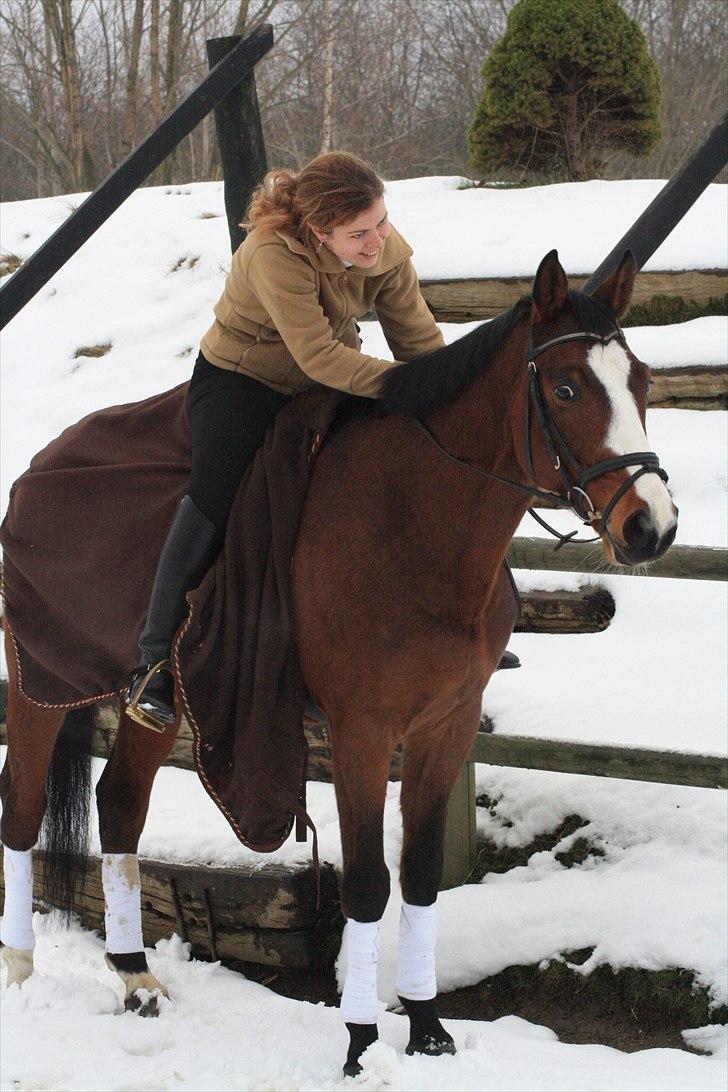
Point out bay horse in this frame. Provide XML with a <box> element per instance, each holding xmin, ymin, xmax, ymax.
<box><xmin>1</xmin><ymin>251</ymin><xmax>676</xmax><ymax>1075</ymax></box>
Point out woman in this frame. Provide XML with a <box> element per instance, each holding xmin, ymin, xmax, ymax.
<box><xmin>127</xmin><ymin>151</ymin><xmax>517</xmax><ymax>732</ymax></box>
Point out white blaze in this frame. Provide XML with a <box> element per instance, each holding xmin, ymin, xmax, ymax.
<box><xmin>587</xmin><ymin>341</ymin><xmax>675</xmax><ymax>535</ymax></box>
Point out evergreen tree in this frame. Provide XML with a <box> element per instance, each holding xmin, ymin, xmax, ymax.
<box><xmin>468</xmin><ymin>0</ymin><xmax>661</xmax><ymax>182</ymax></box>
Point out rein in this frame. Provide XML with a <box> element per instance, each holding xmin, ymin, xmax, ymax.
<box><xmin>413</xmin><ymin>328</ymin><xmax>668</xmax><ymax>550</ymax></box>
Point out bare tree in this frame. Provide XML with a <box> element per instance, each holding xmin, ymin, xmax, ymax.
<box><xmin>121</xmin><ymin>0</ymin><xmax>144</xmax><ymax>159</ymax></box>
<box><xmin>40</xmin><ymin>0</ymin><xmax>96</xmax><ymax>189</ymax></box>
<box><xmin>319</xmin><ymin>0</ymin><xmax>333</xmax><ymax>154</ymax></box>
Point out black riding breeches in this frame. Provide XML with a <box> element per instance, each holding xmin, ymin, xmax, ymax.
<box><xmin>186</xmin><ymin>353</ymin><xmax>290</xmax><ymax>532</ymax></box>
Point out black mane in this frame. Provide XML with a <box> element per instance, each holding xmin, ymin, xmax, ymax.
<box><xmin>380</xmin><ymin>289</ymin><xmax>619</xmax><ymax>417</ymax></box>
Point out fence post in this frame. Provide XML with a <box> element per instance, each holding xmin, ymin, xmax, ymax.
<box><xmin>206</xmin><ymin>36</ymin><xmax>269</xmax><ymax>254</ymax></box>
<box><xmin>440</xmin><ymin>761</ymin><xmax>477</xmax><ymax>890</ymax></box>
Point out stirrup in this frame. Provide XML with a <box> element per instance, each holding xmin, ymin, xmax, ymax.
<box><xmin>126</xmin><ymin>659</ymin><xmax>174</xmax><ymax>734</ymax></box>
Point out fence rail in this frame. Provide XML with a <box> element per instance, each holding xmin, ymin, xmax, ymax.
<box><xmin>506</xmin><ymin>538</ymin><xmax>727</xmax><ymax>581</ymax></box>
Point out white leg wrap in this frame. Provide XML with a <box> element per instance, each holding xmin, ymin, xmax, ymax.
<box><xmin>340</xmin><ymin>919</ymin><xmax>381</xmax><ymax>1024</ymax></box>
<box><xmin>102</xmin><ymin>854</ymin><xmax>144</xmax><ymax>955</ymax></box>
<box><xmin>1</xmin><ymin>846</ymin><xmax>36</xmax><ymax>951</ymax></box>
<box><xmin>395</xmin><ymin>901</ymin><xmax>437</xmax><ymax>1001</ymax></box>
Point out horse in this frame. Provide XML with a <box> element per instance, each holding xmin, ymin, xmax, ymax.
<box><xmin>0</xmin><ymin>250</ymin><xmax>677</xmax><ymax>1076</ymax></box>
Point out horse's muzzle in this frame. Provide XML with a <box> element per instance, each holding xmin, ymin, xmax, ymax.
<box><xmin>611</xmin><ymin>507</ymin><xmax>678</xmax><ymax>565</ymax></box>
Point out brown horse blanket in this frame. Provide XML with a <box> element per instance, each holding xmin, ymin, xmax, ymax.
<box><xmin>0</xmin><ymin>382</ymin><xmax>342</xmax><ymax>852</ymax></box>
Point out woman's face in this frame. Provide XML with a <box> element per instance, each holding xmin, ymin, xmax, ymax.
<box><xmin>312</xmin><ymin>196</ymin><xmax>391</xmax><ymax>268</ymax></box>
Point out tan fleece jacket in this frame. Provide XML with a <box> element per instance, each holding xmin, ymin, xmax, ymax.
<box><xmin>199</xmin><ymin>223</ymin><xmax>443</xmax><ymax>397</ymax></box>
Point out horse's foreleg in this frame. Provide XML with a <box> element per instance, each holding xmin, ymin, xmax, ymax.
<box><xmin>95</xmin><ymin>703</ymin><xmax>178</xmax><ymax>1015</ymax></box>
<box><xmin>1</xmin><ymin>627</ymin><xmax>66</xmax><ymax>986</ymax></box>
<box><xmin>330</xmin><ymin>717</ymin><xmax>394</xmax><ymax>1076</ymax></box>
<box><xmin>397</xmin><ymin>700</ymin><xmax>481</xmax><ymax>1057</ymax></box>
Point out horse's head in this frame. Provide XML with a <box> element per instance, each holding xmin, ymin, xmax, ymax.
<box><xmin>524</xmin><ymin>249</ymin><xmax>677</xmax><ymax>565</ymax></box>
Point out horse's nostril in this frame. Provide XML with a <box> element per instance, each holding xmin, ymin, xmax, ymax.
<box><xmin>623</xmin><ymin>509</ymin><xmax>657</xmax><ymax>554</ymax></box>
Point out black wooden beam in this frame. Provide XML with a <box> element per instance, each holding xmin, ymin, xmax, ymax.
<box><xmin>583</xmin><ymin>111</ymin><xmax>728</xmax><ymax>294</ymax></box>
<box><xmin>0</xmin><ymin>24</ymin><xmax>274</xmax><ymax>330</ymax></box>
<box><xmin>206</xmin><ymin>36</ymin><xmax>268</xmax><ymax>254</ymax></box>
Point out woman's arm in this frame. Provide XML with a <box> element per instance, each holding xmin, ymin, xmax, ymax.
<box><xmin>373</xmin><ymin>258</ymin><xmax>445</xmax><ymax>361</ymax></box>
<box><xmin>249</xmin><ymin>244</ymin><xmax>396</xmax><ymax>398</ymax></box>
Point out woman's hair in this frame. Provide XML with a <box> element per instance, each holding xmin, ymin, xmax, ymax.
<box><xmin>242</xmin><ymin>152</ymin><xmax>384</xmax><ymax>242</ymax></box>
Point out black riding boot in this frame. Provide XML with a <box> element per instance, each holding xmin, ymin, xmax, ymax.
<box><xmin>127</xmin><ymin>495</ymin><xmax>217</xmax><ymax>731</ymax></box>
<box><xmin>498</xmin><ymin>649</ymin><xmax>521</xmax><ymax>669</ymax></box>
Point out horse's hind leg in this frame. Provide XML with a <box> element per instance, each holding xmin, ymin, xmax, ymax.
<box><xmin>0</xmin><ymin>627</ymin><xmax>66</xmax><ymax>986</ymax></box>
<box><xmin>95</xmin><ymin>701</ymin><xmax>178</xmax><ymax>1015</ymax></box>
<box><xmin>330</xmin><ymin>716</ymin><xmax>395</xmax><ymax>1077</ymax></box>
<box><xmin>396</xmin><ymin>699</ymin><xmax>481</xmax><ymax>1058</ymax></box>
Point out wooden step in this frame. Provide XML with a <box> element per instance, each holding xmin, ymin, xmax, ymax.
<box><xmin>0</xmin><ymin>852</ymin><xmax>343</xmax><ymax>969</ymax></box>
<box><xmin>420</xmin><ymin>269</ymin><xmax>727</xmax><ymax>323</ymax></box>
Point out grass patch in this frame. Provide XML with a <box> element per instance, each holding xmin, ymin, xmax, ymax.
<box><xmin>438</xmin><ymin>958</ymin><xmax>726</xmax><ymax>1046</ymax></box>
<box><xmin>199</xmin><ymin>212</ymin><xmax>221</xmax><ymax>219</ymax></box>
<box><xmin>74</xmin><ymin>342</ymin><xmax>112</xmax><ymax>359</ymax></box>
<box><xmin>0</xmin><ymin>252</ymin><xmax>23</xmax><ymax>277</ymax></box>
<box><xmin>457</xmin><ymin>174</ymin><xmax>562</xmax><ymax>190</ymax></box>
<box><xmin>469</xmin><ymin>812</ymin><xmax>591</xmax><ymax>880</ymax></box>
<box><xmin>623</xmin><ymin>292</ymin><xmax>727</xmax><ymax>327</ymax></box>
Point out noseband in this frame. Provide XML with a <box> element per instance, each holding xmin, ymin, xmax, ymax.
<box><xmin>414</xmin><ymin>327</ymin><xmax>669</xmax><ymax>549</ymax></box>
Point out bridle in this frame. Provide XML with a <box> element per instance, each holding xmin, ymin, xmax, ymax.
<box><xmin>413</xmin><ymin>327</ymin><xmax>669</xmax><ymax>549</ymax></box>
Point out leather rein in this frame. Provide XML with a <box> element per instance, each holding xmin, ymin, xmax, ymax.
<box><xmin>413</xmin><ymin>327</ymin><xmax>669</xmax><ymax>550</ymax></box>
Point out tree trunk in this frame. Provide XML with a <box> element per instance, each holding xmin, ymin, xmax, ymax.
<box><xmin>41</xmin><ymin>0</ymin><xmax>95</xmax><ymax>191</ymax></box>
<box><xmin>160</xmin><ymin>0</ymin><xmax>184</xmax><ymax>184</ymax></box>
<box><xmin>319</xmin><ymin>0</ymin><xmax>334</xmax><ymax>155</ymax></box>
<box><xmin>150</xmin><ymin>0</ymin><xmax>162</xmax><ymax>126</ymax></box>
<box><xmin>234</xmin><ymin>0</ymin><xmax>251</xmax><ymax>35</ymax></box>
<box><xmin>121</xmin><ymin>0</ymin><xmax>145</xmax><ymax>160</ymax></box>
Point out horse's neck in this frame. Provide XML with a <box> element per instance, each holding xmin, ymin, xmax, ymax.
<box><xmin>410</xmin><ymin>328</ymin><xmax>533</xmax><ymax>625</ymax></box>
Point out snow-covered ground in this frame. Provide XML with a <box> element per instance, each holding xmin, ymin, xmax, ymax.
<box><xmin>1</xmin><ymin>179</ymin><xmax>726</xmax><ymax>1089</ymax></box>
<box><xmin>1</xmin><ymin>750</ymin><xmax>726</xmax><ymax>1091</ymax></box>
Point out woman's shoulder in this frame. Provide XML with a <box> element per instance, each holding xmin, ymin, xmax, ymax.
<box><xmin>239</xmin><ymin>227</ymin><xmax>312</xmax><ymax>263</ymax></box>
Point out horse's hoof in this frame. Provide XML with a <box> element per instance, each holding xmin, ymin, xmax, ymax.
<box><xmin>405</xmin><ymin>1033</ymin><xmax>457</xmax><ymax>1057</ymax></box>
<box><xmin>1</xmin><ymin>945</ymin><xmax>34</xmax><ymax>987</ymax></box>
<box><xmin>398</xmin><ymin>996</ymin><xmax>456</xmax><ymax>1057</ymax></box>
<box><xmin>343</xmin><ymin>1021</ymin><xmax>378</xmax><ymax>1077</ymax></box>
<box><xmin>105</xmin><ymin>952</ymin><xmax>170</xmax><ymax>1015</ymax></box>
<box><xmin>125</xmin><ymin>988</ymin><xmax>162</xmax><ymax>1018</ymax></box>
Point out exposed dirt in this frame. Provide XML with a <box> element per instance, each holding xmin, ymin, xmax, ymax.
<box><xmin>230</xmin><ymin>957</ymin><xmax>719</xmax><ymax>1057</ymax></box>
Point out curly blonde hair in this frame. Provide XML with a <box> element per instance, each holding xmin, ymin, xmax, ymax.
<box><xmin>243</xmin><ymin>152</ymin><xmax>384</xmax><ymax>243</ymax></box>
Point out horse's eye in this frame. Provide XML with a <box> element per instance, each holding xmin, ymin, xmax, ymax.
<box><xmin>554</xmin><ymin>384</ymin><xmax>576</xmax><ymax>401</ymax></box>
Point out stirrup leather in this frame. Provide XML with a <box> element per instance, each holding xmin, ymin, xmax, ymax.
<box><xmin>126</xmin><ymin>659</ymin><xmax>174</xmax><ymax>734</ymax></box>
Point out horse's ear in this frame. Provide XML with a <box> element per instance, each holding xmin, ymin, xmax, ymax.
<box><xmin>532</xmin><ymin>249</ymin><xmax>568</xmax><ymax>322</ymax></box>
<box><xmin>590</xmin><ymin>251</ymin><xmax>637</xmax><ymax>318</ymax></box>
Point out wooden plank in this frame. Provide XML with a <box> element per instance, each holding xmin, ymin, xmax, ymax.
<box><xmin>469</xmin><ymin>732</ymin><xmax>727</xmax><ymax>789</ymax></box>
<box><xmin>0</xmin><ymin>853</ymin><xmax>343</xmax><ymax>969</ymax></box>
<box><xmin>515</xmin><ymin>587</ymin><xmax>614</xmax><ymax>633</ymax></box>
<box><xmin>649</xmin><ymin>366</ymin><xmax>727</xmax><ymax>410</ymax></box>
<box><xmin>441</xmin><ymin>762</ymin><xmax>477</xmax><ymax>889</ymax></box>
<box><xmin>506</xmin><ymin>539</ymin><xmax>728</xmax><ymax>582</ymax></box>
<box><xmin>420</xmin><ymin>269</ymin><xmax>727</xmax><ymax>323</ymax></box>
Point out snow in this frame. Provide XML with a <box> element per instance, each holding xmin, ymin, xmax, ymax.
<box><xmin>3</xmin><ymin>922</ymin><xmax>725</xmax><ymax>1091</ymax></box>
<box><xmin>384</xmin><ymin>176</ymin><xmax>728</xmax><ymax>277</ymax></box>
<box><xmin>1</xmin><ymin>177</ymin><xmax>727</xmax><ymax>1089</ymax></box>
<box><xmin>3</xmin><ymin>177</ymin><xmax>725</xmax><ymax>284</ymax></box>
<box><xmin>1</xmin><ymin>749</ymin><xmax>727</xmax><ymax>1090</ymax></box>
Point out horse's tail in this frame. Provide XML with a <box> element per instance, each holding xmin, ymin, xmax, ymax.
<box><xmin>40</xmin><ymin>705</ymin><xmax>96</xmax><ymax>921</ymax></box>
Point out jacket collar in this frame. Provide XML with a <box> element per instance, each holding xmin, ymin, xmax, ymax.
<box><xmin>275</xmin><ymin>224</ymin><xmax>413</xmax><ymax>276</ymax></box>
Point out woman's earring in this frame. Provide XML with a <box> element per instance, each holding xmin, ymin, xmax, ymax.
<box><xmin>315</xmin><ymin>239</ymin><xmax>323</xmax><ymax>254</ymax></box>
